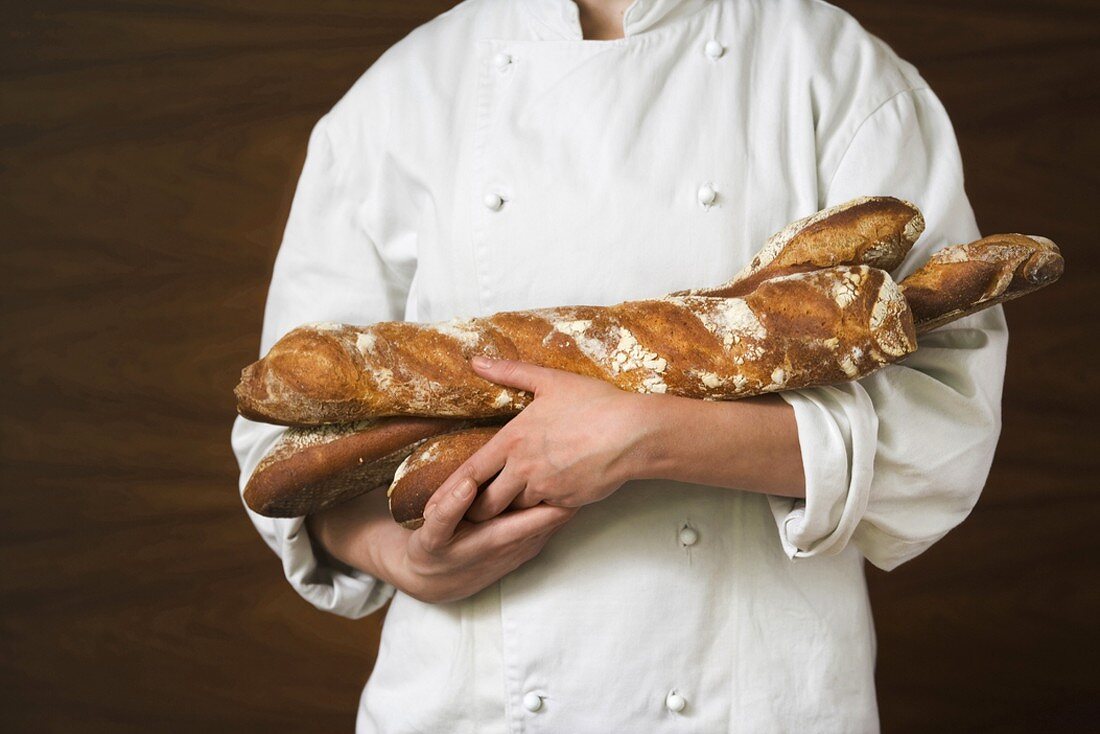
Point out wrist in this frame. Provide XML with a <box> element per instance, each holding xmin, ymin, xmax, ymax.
<box><xmin>305</xmin><ymin>511</ymin><xmax>361</xmax><ymax>577</ymax></box>
<box><xmin>306</xmin><ymin>492</ymin><xmax>393</xmax><ymax>579</ymax></box>
<box><xmin>616</xmin><ymin>393</ymin><xmax>677</xmax><ymax>482</ymax></box>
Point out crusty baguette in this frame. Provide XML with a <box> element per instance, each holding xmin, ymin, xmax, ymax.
<box><xmin>900</xmin><ymin>234</ymin><xmax>1063</xmax><ymax>333</ymax></box>
<box><xmin>673</xmin><ymin>195</ymin><xmax>923</xmax><ymax>299</ymax></box>
<box><xmin>243</xmin><ymin>416</ymin><xmax>483</xmax><ymax>517</ymax></box>
<box><xmin>236</xmin><ymin>265</ymin><xmax>916</xmax><ymax>425</ymax></box>
<box><xmin>388</xmin><ymin>427</ymin><xmax>504</xmax><ymax>528</ymax></box>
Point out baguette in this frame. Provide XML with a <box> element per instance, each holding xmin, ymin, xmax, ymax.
<box><xmin>388</xmin><ymin>427</ymin><xmax>504</xmax><ymax>528</ymax></box>
<box><xmin>674</xmin><ymin>195</ymin><xmax>923</xmax><ymax>299</ymax></box>
<box><xmin>243</xmin><ymin>417</ymin><xmax>482</xmax><ymax>517</ymax></box>
<box><xmin>236</xmin><ymin>265</ymin><xmax>916</xmax><ymax>425</ymax></box>
<box><xmin>900</xmin><ymin>234</ymin><xmax>1063</xmax><ymax>333</ymax></box>
<box><xmin>244</xmin><ymin>264</ymin><xmax>915</xmax><ymax>518</ymax></box>
<box><xmin>237</xmin><ymin>209</ymin><xmax>1063</xmax><ymax>525</ymax></box>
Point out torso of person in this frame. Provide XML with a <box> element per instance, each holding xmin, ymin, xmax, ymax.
<box><xmin>329</xmin><ymin>1</ymin><xmax>927</xmax><ymax>730</ymax></box>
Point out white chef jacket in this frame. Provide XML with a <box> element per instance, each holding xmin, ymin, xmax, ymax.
<box><xmin>230</xmin><ymin>1</ymin><xmax>1008</xmax><ymax>731</ymax></box>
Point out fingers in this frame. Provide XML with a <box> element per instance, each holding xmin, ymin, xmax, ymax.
<box><xmin>454</xmin><ymin>503</ymin><xmax>577</xmax><ymax>557</ymax></box>
<box><xmin>507</xmin><ymin>489</ymin><xmax>542</xmax><ymax>512</ymax></box>
<box><xmin>470</xmin><ymin>356</ymin><xmax>559</xmax><ymax>394</ymax></box>
<box><xmin>431</xmin><ymin>432</ymin><xmax>510</xmax><ymax>506</ymax></box>
<box><xmin>416</xmin><ymin>477</ymin><xmax>478</xmax><ymax>553</ymax></box>
<box><xmin>465</xmin><ymin>463</ymin><xmax>527</xmax><ymax>523</ymax></box>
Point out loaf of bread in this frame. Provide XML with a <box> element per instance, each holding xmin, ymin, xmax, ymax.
<box><xmin>387</xmin><ymin>427</ymin><xmax>505</xmax><ymax>528</ymax></box>
<box><xmin>242</xmin><ymin>417</ymin><xmax>483</xmax><ymax>517</ymax></box>
<box><xmin>257</xmin><ymin>260</ymin><xmax>918</xmax><ymax>523</ymax></box>
<box><xmin>899</xmin><ymin>233</ymin><xmax>1063</xmax><ymax>333</ymax></box>
<box><xmin>245</xmin><ymin>264</ymin><xmax>916</xmax><ymax>517</ymax></box>
<box><xmin>674</xmin><ymin>195</ymin><xmax>923</xmax><ymax>299</ymax></box>
<box><xmin>237</xmin><ymin>265</ymin><xmax>916</xmax><ymax>425</ymax></box>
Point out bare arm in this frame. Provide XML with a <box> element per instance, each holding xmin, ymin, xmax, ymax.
<box><xmin>629</xmin><ymin>391</ymin><xmax>805</xmax><ymax>497</ymax></box>
<box><xmin>445</xmin><ymin>356</ymin><xmax>805</xmax><ymax>523</ymax></box>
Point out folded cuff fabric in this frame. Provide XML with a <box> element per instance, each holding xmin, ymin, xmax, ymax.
<box><xmin>233</xmin><ymin>416</ymin><xmax>396</xmax><ymax>619</ymax></box>
<box><xmin>770</xmin><ymin>385</ymin><xmax>877</xmax><ymax>560</ymax></box>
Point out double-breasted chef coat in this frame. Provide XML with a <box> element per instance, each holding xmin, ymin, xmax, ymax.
<box><xmin>231</xmin><ymin>1</ymin><xmax>1008</xmax><ymax>731</ymax></box>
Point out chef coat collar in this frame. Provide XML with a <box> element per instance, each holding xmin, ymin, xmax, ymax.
<box><xmin>524</xmin><ymin>0</ymin><xmax>710</xmax><ymax>41</ymax></box>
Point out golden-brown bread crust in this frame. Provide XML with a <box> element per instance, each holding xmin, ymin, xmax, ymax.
<box><xmin>236</xmin><ymin>327</ymin><xmax>373</xmax><ymax>426</ymax></box>
<box><xmin>235</xmin><ymin>266</ymin><xmax>917</xmax><ymax>425</ymax></box>
<box><xmin>675</xmin><ymin>196</ymin><xmax>924</xmax><ymax>299</ymax></box>
<box><xmin>900</xmin><ymin>234</ymin><xmax>1063</xmax><ymax>333</ymax></box>
<box><xmin>388</xmin><ymin>426</ymin><xmax>504</xmax><ymax>529</ymax></box>
<box><xmin>242</xmin><ymin>417</ymin><xmax>474</xmax><ymax>517</ymax></box>
<box><xmin>236</xmin><ymin>196</ymin><xmax>923</xmax><ymax>426</ymax></box>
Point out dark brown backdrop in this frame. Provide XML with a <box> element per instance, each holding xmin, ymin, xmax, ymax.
<box><xmin>2</xmin><ymin>1</ymin><xmax>1097</xmax><ymax>731</ymax></box>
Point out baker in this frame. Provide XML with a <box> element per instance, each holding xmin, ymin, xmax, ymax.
<box><xmin>231</xmin><ymin>1</ymin><xmax>1008</xmax><ymax>731</ymax></box>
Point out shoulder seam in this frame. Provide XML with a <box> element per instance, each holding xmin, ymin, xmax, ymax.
<box><xmin>823</xmin><ymin>86</ymin><xmax>930</xmax><ymax>195</ymax></box>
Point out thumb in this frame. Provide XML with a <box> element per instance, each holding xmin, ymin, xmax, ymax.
<box><xmin>470</xmin><ymin>356</ymin><xmax>555</xmax><ymax>394</ymax></box>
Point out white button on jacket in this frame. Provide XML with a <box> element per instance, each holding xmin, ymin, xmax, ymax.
<box><xmin>522</xmin><ymin>691</ymin><xmax>543</xmax><ymax>713</ymax></box>
<box><xmin>697</xmin><ymin>183</ymin><xmax>717</xmax><ymax>206</ymax></box>
<box><xmin>231</xmin><ymin>1</ymin><xmax>1007</xmax><ymax>732</ymax></box>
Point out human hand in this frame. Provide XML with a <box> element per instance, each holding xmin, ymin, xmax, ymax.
<box><xmin>434</xmin><ymin>355</ymin><xmax>651</xmax><ymax>523</ymax></box>
<box><xmin>308</xmin><ymin>478</ymin><xmax>575</xmax><ymax>604</ymax></box>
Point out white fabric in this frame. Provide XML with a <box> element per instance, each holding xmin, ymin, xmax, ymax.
<box><xmin>230</xmin><ymin>1</ymin><xmax>1007</xmax><ymax>731</ymax></box>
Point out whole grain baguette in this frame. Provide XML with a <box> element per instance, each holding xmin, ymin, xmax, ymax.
<box><xmin>236</xmin><ymin>265</ymin><xmax>916</xmax><ymax>425</ymax></box>
<box><xmin>900</xmin><ymin>234</ymin><xmax>1063</xmax><ymax>333</ymax></box>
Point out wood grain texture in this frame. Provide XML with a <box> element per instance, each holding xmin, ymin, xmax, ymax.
<box><xmin>0</xmin><ymin>1</ymin><xmax>1096</xmax><ymax>731</ymax></box>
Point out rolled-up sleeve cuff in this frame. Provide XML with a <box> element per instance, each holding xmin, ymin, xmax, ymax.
<box><xmin>767</xmin><ymin>384</ymin><xmax>878</xmax><ymax>559</ymax></box>
<box><xmin>234</xmin><ymin>416</ymin><xmax>395</xmax><ymax>619</ymax></box>
<box><xmin>269</xmin><ymin>513</ymin><xmax>396</xmax><ymax>619</ymax></box>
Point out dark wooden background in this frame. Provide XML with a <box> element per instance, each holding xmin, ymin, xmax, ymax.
<box><xmin>1</xmin><ymin>1</ymin><xmax>1097</xmax><ymax>731</ymax></box>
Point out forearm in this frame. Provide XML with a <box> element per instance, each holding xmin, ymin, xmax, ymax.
<box><xmin>307</xmin><ymin>489</ymin><xmax>398</xmax><ymax>583</ymax></box>
<box><xmin>625</xmin><ymin>393</ymin><xmax>806</xmax><ymax>498</ymax></box>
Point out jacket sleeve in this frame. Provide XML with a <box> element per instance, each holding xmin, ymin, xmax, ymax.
<box><xmin>767</xmin><ymin>86</ymin><xmax>1008</xmax><ymax>571</ymax></box>
<box><xmin>230</xmin><ymin>95</ymin><xmax>416</xmax><ymax>617</ymax></box>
